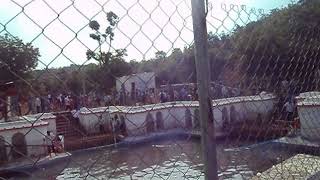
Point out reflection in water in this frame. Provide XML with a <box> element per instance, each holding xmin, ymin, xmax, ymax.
<box><xmin>21</xmin><ymin>139</ymin><xmax>294</xmax><ymax>180</ymax></box>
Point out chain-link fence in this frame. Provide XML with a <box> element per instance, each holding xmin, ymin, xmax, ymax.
<box><xmin>1</xmin><ymin>0</ymin><xmax>320</xmax><ymax>179</ymax></box>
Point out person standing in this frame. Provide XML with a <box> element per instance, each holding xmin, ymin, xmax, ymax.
<box><xmin>53</xmin><ymin>135</ymin><xmax>64</xmax><ymax>153</ymax></box>
<box><xmin>173</xmin><ymin>90</ymin><xmax>179</xmax><ymax>101</ymax></box>
<box><xmin>28</xmin><ymin>96</ymin><xmax>33</xmax><ymax>114</ymax></box>
<box><xmin>44</xmin><ymin>131</ymin><xmax>55</xmax><ymax>157</ymax></box>
<box><xmin>35</xmin><ymin>97</ymin><xmax>41</xmax><ymax>113</ymax></box>
<box><xmin>18</xmin><ymin>100</ymin><xmax>22</xmax><ymax>116</ymax></box>
<box><xmin>65</xmin><ymin>96</ymin><xmax>71</xmax><ymax>111</ymax></box>
<box><xmin>103</xmin><ymin>94</ymin><xmax>109</xmax><ymax>106</ymax></box>
<box><xmin>222</xmin><ymin>86</ymin><xmax>228</xmax><ymax>98</ymax></box>
<box><xmin>193</xmin><ymin>86</ymin><xmax>198</xmax><ymax>100</ymax></box>
<box><xmin>168</xmin><ymin>84</ymin><xmax>174</xmax><ymax>102</ymax></box>
<box><xmin>232</xmin><ymin>88</ymin><xmax>240</xmax><ymax>97</ymax></box>
<box><xmin>180</xmin><ymin>87</ymin><xmax>187</xmax><ymax>100</ymax></box>
<box><xmin>284</xmin><ymin>100</ymin><xmax>294</xmax><ymax>121</ymax></box>
<box><xmin>48</xmin><ymin>94</ymin><xmax>52</xmax><ymax>104</ymax></box>
<box><xmin>149</xmin><ymin>91</ymin><xmax>155</xmax><ymax>104</ymax></box>
<box><xmin>215</xmin><ymin>84</ymin><xmax>222</xmax><ymax>98</ymax></box>
<box><xmin>159</xmin><ymin>91</ymin><xmax>166</xmax><ymax>103</ymax></box>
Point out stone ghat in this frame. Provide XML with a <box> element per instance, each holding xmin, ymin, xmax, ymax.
<box><xmin>0</xmin><ymin>94</ymin><xmax>276</xmax><ymax>167</ymax></box>
<box><xmin>252</xmin><ymin>154</ymin><xmax>320</xmax><ymax>180</ymax></box>
<box><xmin>77</xmin><ymin>94</ymin><xmax>276</xmax><ymax>115</ymax></box>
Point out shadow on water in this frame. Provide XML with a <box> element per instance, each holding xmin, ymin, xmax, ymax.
<box><xmin>0</xmin><ymin>169</ymin><xmax>31</xmax><ymax>179</ymax></box>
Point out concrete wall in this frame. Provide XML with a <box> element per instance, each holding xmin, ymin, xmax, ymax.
<box><xmin>116</xmin><ymin>72</ymin><xmax>156</xmax><ymax>93</ymax></box>
<box><xmin>0</xmin><ymin>118</ymin><xmax>48</xmax><ymax>161</ymax></box>
<box><xmin>0</xmin><ymin>94</ymin><xmax>275</xmax><ymax>165</ymax></box>
<box><xmin>298</xmin><ymin>101</ymin><xmax>320</xmax><ymax>140</ymax></box>
<box><xmin>78</xmin><ymin>94</ymin><xmax>276</xmax><ymax>137</ymax></box>
<box><xmin>296</xmin><ymin>92</ymin><xmax>320</xmax><ymax>141</ymax></box>
<box><xmin>23</xmin><ymin>113</ymin><xmax>56</xmax><ymax>135</ymax></box>
<box><xmin>77</xmin><ymin>107</ymin><xmax>111</xmax><ymax>134</ymax></box>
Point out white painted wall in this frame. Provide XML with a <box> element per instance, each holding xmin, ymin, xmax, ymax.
<box><xmin>298</xmin><ymin>101</ymin><xmax>320</xmax><ymax>140</ymax></box>
<box><xmin>296</xmin><ymin>92</ymin><xmax>320</xmax><ymax>140</ymax></box>
<box><xmin>78</xmin><ymin>111</ymin><xmax>110</xmax><ymax>134</ymax></box>
<box><xmin>0</xmin><ymin>118</ymin><xmax>48</xmax><ymax>161</ymax></box>
<box><xmin>78</xmin><ymin>94</ymin><xmax>276</xmax><ymax>137</ymax></box>
<box><xmin>123</xmin><ymin>112</ymin><xmax>148</xmax><ymax>135</ymax></box>
<box><xmin>116</xmin><ymin>72</ymin><xmax>156</xmax><ymax>93</ymax></box>
<box><xmin>0</xmin><ymin>93</ymin><xmax>276</xmax><ymax>166</ymax></box>
<box><xmin>23</xmin><ymin>113</ymin><xmax>56</xmax><ymax>135</ymax></box>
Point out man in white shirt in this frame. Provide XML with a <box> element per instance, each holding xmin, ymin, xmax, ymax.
<box><xmin>65</xmin><ymin>96</ymin><xmax>71</xmax><ymax>111</ymax></box>
<box><xmin>35</xmin><ymin>97</ymin><xmax>41</xmax><ymax>113</ymax></box>
<box><xmin>48</xmin><ymin>94</ymin><xmax>52</xmax><ymax>103</ymax></box>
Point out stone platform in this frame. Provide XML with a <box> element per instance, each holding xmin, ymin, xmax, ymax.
<box><xmin>252</xmin><ymin>154</ymin><xmax>320</xmax><ymax>180</ymax></box>
<box><xmin>273</xmin><ymin>134</ymin><xmax>320</xmax><ymax>155</ymax></box>
<box><xmin>251</xmin><ymin>134</ymin><xmax>320</xmax><ymax>179</ymax></box>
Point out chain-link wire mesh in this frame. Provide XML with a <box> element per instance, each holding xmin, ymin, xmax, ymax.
<box><xmin>1</xmin><ymin>0</ymin><xmax>320</xmax><ymax>179</ymax></box>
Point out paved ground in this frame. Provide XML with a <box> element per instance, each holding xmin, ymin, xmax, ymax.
<box><xmin>252</xmin><ymin>154</ymin><xmax>320</xmax><ymax>180</ymax></box>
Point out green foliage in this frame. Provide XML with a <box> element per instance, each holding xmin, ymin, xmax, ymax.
<box><xmin>86</xmin><ymin>11</ymin><xmax>123</xmax><ymax>66</ymax></box>
<box><xmin>0</xmin><ymin>34</ymin><xmax>40</xmax><ymax>83</ymax></box>
<box><xmin>229</xmin><ymin>0</ymin><xmax>320</xmax><ymax>92</ymax></box>
<box><xmin>85</xmin><ymin>11</ymin><xmax>130</xmax><ymax>92</ymax></box>
<box><xmin>155</xmin><ymin>51</ymin><xmax>167</xmax><ymax>59</ymax></box>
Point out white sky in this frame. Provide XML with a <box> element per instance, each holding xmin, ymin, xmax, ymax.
<box><xmin>0</xmin><ymin>0</ymin><xmax>296</xmax><ymax>69</ymax></box>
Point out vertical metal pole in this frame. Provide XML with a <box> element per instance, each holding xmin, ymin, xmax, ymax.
<box><xmin>82</xmin><ymin>76</ymin><xmax>86</xmax><ymax>95</ymax></box>
<box><xmin>191</xmin><ymin>0</ymin><xmax>218</xmax><ymax>180</ymax></box>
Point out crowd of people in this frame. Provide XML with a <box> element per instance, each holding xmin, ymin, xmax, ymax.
<box><xmin>0</xmin><ymin>81</ymin><xmax>249</xmax><ymax>117</ymax></box>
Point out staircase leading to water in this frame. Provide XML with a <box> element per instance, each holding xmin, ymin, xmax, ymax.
<box><xmin>54</xmin><ymin>111</ymin><xmax>115</xmax><ymax>151</ymax></box>
<box><xmin>54</xmin><ymin>111</ymin><xmax>87</xmax><ymax>138</ymax></box>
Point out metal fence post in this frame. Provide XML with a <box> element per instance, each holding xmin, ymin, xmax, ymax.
<box><xmin>191</xmin><ymin>0</ymin><xmax>218</xmax><ymax>179</ymax></box>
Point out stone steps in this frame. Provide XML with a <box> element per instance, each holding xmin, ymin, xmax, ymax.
<box><xmin>54</xmin><ymin>112</ymin><xmax>87</xmax><ymax>138</ymax></box>
<box><xmin>64</xmin><ymin>134</ymin><xmax>115</xmax><ymax>151</ymax></box>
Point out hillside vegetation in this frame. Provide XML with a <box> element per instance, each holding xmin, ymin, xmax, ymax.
<box><xmin>30</xmin><ymin>0</ymin><xmax>320</xmax><ymax>95</ymax></box>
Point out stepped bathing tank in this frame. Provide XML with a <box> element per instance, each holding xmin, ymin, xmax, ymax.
<box><xmin>1</xmin><ymin>94</ymin><xmax>286</xmax><ymax>179</ymax></box>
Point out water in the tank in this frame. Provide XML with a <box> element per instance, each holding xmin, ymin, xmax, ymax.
<box><xmin>4</xmin><ymin>139</ymin><xmax>295</xmax><ymax>180</ymax></box>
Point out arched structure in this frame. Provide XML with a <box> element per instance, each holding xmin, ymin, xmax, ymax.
<box><xmin>11</xmin><ymin>133</ymin><xmax>27</xmax><ymax>159</ymax></box>
<box><xmin>120</xmin><ymin>115</ymin><xmax>128</xmax><ymax>136</ymax></box>
<box><xmin>156</xmin><ymin>111</ymin><xmax>164</xmax><ymax>131</ymax></box>
<box><xmin>185</xmin><ymin>109</ymin><xmax>193</xmax><ymax>129</ymax></box>
<box><xmin>194</xmin><ymin>109</ymin><xmax>200</xmax><ymax>129</ymax></box>
<box><xmin>146</xmin><ymin>113</ymin><xmax>155</xmax><ymax>133</ymax></box>
<box><xmin>230</xmin><ymin>105</ymin><xmax>237</xmax><ymax>123</ymax></box>
<box><xmin>0</xmin><ymin>136</ymin><xmax>7</xmax><ymax>163</ymax></box>
<box><xmin>222</xmin><ymin>107</ymin><xmax>229</xmax><ymax>130</ymax></box>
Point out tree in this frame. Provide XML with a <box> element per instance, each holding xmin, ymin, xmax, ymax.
<box><xmin>229</xmin><ymin>0</ymin><xmax>320</xmax><ymax>92</ymax></box>
<box><xmin>86</xmin><ymin>12</ymin><xmax>126</xmax><ymax>66</ymax></box>
<box><xmin>0</xmin><ymin>34</ymin><xmax>40</xmax><ymax>83</ymax></box>
<box><xmin>86</xmin><ymin>11</ymin><xmax>130</xmax><ymax>92</ymax></box>
<box><xmin>155</xmin><ymin>51</ymin><xmax>167</xmax><ymax>59</ymax></box>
